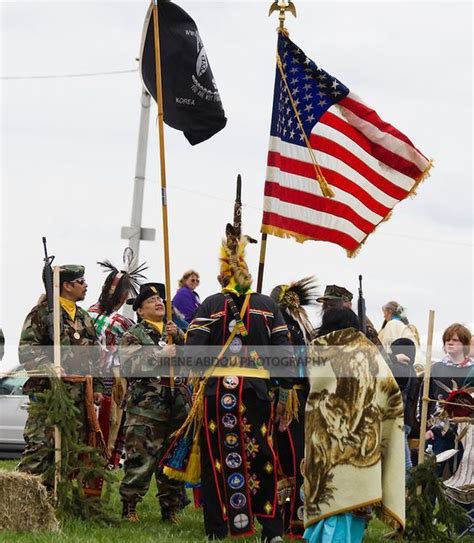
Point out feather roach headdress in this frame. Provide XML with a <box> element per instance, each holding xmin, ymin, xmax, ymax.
<box><xmin>97</xmin><ymin>248</ymin><xmax>148</xmax><ymax>315</ymax></box>
<box><xmin>433</xmin><ymin>379</ymin><xmax>474</xmax><ymax>419</ymax></box>
<box><xmin>270</xmin><ymin>276</ymin><xmax>319</xmax><ymax>342</ymax></box>
<box><xmin>219</xmin><ymin>175</ymin><xmax>257</xmax><ymax>295</ymax></box>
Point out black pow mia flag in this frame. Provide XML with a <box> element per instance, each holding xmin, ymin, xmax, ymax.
<box><xmin>140</xmin><ymin>0</ymin><xmax>227</xmax><ymax>145</ymax></box>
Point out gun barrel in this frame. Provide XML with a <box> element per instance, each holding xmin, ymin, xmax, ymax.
<box><xmin>357</xmin><ymin>274</ymin><xmax>367</xmax><ymax>334</ymax></box>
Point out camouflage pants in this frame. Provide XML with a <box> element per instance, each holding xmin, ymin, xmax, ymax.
<box><xmin>119</xmin><ymin>387</ymin><xmax>188</xmax><ymax>510</ymax></box>
<box><xmin>17</xmin><ymin>382</ymin><xmax>86</xmax><ymax>487</ymax></box>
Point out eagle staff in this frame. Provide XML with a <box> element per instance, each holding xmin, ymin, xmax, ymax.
<box><xmin>151</xmin><ymin>0</ymin><xmax>173</xmax><ymax>330</ymax></box>
<box><xmin>257</xmin><ymin>1</ymin><xmax>297</xmax><ymax>293</ymax></box>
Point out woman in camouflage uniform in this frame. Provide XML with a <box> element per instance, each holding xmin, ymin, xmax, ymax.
<box><xmin>118</xmin><ymin>282</ymin><xmax>189</xmax><ymax>524</ymax></box>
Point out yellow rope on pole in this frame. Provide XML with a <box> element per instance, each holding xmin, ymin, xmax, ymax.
<box><xmin>276</xmin><ymin>54</ymin><xmax>335</xmax><ymax>198</ymax></box>
<box><xmin>256</xmin><ymin>233</ymin><xmax>268</xmax><ymax>294</ymax></box>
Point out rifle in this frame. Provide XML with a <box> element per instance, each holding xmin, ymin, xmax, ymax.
<box><xmin>42</xmin><ymin>237</ymin><xmax>56</xmax><ymax>341</ymax></box>
<box><xmin>357</xmin><ymin>274</ymin><xmax>367</xmax><ymax>335</ymax></box>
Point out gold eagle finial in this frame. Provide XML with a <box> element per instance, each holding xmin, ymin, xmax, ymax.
<box><xmin>269</xmin><ymin>0</ymin><xmax>297</xmax><ymax>32</ymax></box>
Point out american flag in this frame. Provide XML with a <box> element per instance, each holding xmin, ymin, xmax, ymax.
<box><xmin>261</xmin><ymin>33</ymin><xmax>431</xmax><ymax>256</ymax></box>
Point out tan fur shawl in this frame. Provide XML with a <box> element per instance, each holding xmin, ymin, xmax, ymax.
<box><xmin>304</xmin><ymin>327</ymin><xmax>405</xmax><ymax>531</ymax></box>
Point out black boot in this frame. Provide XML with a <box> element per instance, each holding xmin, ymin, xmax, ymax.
<box><xmin>122</xmin><ymin>501</ymin><xmax>139</xmax><ymax>522</ymax></box>
<box><xmin>162</xmin><ymin>507</ymin><xmax>181</xmax><ymax>525</ymax></box>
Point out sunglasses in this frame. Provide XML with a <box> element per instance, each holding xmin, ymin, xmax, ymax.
<box><xmin>190</xmin><ymin>278</ymin><xmax>200</xmax><ymax>283</ymax></box>
<box><xmin>69</xmin><ymin>278</ymin><xmax>86</xmax><ymax>285</ymax></box>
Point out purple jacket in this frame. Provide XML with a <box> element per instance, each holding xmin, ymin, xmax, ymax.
<box><xmin>172</xmin><ymin>286</ymin><xmax>201</xmax><ymax>323</ymax></box>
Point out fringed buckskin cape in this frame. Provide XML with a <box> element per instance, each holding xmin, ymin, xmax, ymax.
<box><xmin>304</xmin><ymin>327</ymin><xmax>405</xmax><ymax>531</ymax></box>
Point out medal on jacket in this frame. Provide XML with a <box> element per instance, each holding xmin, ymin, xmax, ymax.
<box><xmin>223</xmin><ymin>376</ymin><xmax>239</xmax><ymax>389</ymax></box>
<box><xmin>229</xmin><ymin>337</ymin><xmax>242</xmax><ymax>353</ymax></box>
<box><xmin>70</xmin><ymin>322</ymin><xmax>81</xmax><ymax>341</ymax></box>
<box><xmin>158</xmin><ymin>329</ymin><xmax>167</xmax><ymax>349</ymax></box>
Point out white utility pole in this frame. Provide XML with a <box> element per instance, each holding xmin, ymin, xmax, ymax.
<box><xmin>121</xmin><ymin>87</ymin><xmax>156</xmax><ymax>318</ymax></box>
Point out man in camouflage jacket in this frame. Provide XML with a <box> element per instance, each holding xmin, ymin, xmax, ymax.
<box><xmin>17</xmin><ymin>265</ymin><xmax>103</xmax><ymax>488</ymax></box>
<box><xmin>118</xmin><ymin>283</ymin><xmax>189</xmax><ymax>524</ymax></box>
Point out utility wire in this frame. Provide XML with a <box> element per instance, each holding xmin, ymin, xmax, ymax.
<box><xmin>375</xmin><ymin>231</ymin><xmax>473</xmax><ymax>247</ymax></box>
<box><xmin>1</xmin><ymin>68</ymin><xmax>138</xmax><ymax>80</ymax></box>
<box><xmin>157</xmin><ymin>180</ymin><xmax>473</xmax><ymax>248</ymax></box>
<box><xmin>2</xmin><ymin>71</ymin><xmax>470</xmax><ymax>249</ymax></box>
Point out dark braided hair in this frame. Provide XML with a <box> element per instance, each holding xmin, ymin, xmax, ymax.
<box><xmin>97</xmin><ymin>273</ymin><xmax>133</xmax><ymax>316</ymax></box>
<box><xmin>96</xmin><ymin>254</ymin><xmax>147</xmax><ymax>316</ymax></box>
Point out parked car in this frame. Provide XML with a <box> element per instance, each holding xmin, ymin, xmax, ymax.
<box><xmin>0</xmin><ymin>365</ymin><xmax>28</xmax><ymax>456</ymax></box>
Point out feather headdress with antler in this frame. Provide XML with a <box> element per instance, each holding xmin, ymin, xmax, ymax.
<box><xmin>219</xmin><ymin>175</ymin><xmax>257</xmax><ymax>295</ymax></box>
<box><xmin>96</xmin><ymin>248</ymin><xmax>148</xmax><ymax>315</ymax></box>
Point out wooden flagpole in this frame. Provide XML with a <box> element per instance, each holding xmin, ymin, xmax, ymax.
<box><xmin>151</xmin><ymin>1</ymin><xmax>172</xmax><ymax>327</ymax></box>
<box><xmin>256</xmin><ymin>234</ymin><xmax>267</xmax><ymax>294</ymax></box>
<box><xmin>257</xmin><ymin>3</ymin><xmax>298</xmax><ymax>294</ymax></box>
<box><xmin>257</xmin><ymin>0</ymin><xmax>296</xmax><ymax>294</ymax></box>
<box><xmin>53</xmin><ymin>265</ymin><xmax>62</xmax><ymax>498</ymax></box>
<box><xmin>417</xmin><ymin>309</ymin><xmax>436</xmax><ymax>466</ymax></box>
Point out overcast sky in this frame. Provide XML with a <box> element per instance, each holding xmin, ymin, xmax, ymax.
<box><xmin>1</xmin><ymin>1</ymin><xmax>472</xmax><ymax>370</ymax></box>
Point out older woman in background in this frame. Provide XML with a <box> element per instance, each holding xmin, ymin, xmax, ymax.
<box><xmin>172</xmin><ymin>270</ymin><xmax>201</xmax><ymax>323</ymax></box>
<box><xmin>378</xmin><ymin>301</ymin><xmax>420</xmax><ymax>353</ymax></box>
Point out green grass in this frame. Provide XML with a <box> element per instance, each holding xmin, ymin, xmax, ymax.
<box><xmin>0</xmin><ymin>460</ymin><xmax>470</xmax><ymax>542</ymax></box>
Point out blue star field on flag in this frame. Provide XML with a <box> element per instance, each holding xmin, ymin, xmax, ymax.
<box><xmin>270</xmin><ymin>33</ymin><xmax>350</xmax><ymax>146</ymax></box>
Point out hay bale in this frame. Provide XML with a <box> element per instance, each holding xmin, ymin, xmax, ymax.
<box><xmin>0</xmin><ymin>469</ymin><xmax>58</xmax><ymax>532</ymax></box>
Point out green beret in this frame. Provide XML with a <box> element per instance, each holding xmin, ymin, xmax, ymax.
<box><xmin>60</xmin><ymin>265</ymin><xmax>85</xmax><ymax>283</ymax></box>
<box><xmin>317</xmin><ymin>284</ymin><xmax>353</xmax><ymax>303</ymax></box>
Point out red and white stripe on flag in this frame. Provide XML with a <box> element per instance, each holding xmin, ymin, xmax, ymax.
<box><xmin>261</xmin><ymin>91</ymin><xmax>432</xmax><ymax>256</ymax></box>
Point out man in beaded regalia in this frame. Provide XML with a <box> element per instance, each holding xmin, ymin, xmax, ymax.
<box><xmin>270</xmin><ymin>277</ymin><xmax>318</xmax><ymax>538</ymax></box>
<box><xmin>88</xmin><ymin>249</ymin><xmax>147</xmax><ymax>467</ymax></box>
<box><xmin>182</xmin><ymin>191</ymin><xmax>294</xmax><ymax>541</ymax></box>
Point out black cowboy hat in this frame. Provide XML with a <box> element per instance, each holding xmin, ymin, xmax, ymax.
<box><xmin>127</xmin><ymin>282</ymin><xmax>166</xmax><ymax>311</ymax></box>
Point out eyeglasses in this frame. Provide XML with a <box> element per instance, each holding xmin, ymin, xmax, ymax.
<box><xmin>70</xmin><ymin>278</ymin><xmax>86</xmax><ymax>285</ymax></box>
<box><xmin>145</xmin><ymin>295</ymin><xmax>163</xmax><ymax>304</ymax></box>
<box><xmin>190</xmin><ymin>278</ymin><xmax>200</xmax><ymax>283</ymax></box>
